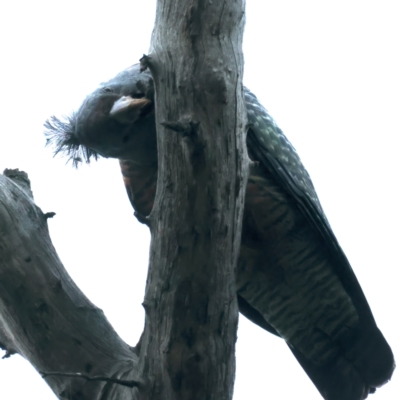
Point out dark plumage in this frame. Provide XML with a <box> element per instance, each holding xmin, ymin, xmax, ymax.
<box><xmin>45</xmin><ymin>64</ymin><xmax>395</xmax><ymax>399</ymax></box>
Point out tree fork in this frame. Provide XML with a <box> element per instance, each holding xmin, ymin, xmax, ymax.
<box><xmin>0</xmin><ymin>1</ymin><xmax>247</xmax><ymax>399</ymax></box>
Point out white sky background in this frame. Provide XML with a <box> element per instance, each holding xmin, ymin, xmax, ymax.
<box><xmin>0</xmin><ymin>1</ymin><xmax>399</xmax><ymax>399</ymax></box>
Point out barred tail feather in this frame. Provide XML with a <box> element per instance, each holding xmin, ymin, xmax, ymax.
<box><xmin>288</xmin><ymin>322</ymin><xmax>394</xmax><ymax>400</ymax></box>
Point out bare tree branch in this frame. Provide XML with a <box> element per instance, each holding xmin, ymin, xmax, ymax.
<box><xmin>40</xmin><ymin>371</ymin><xmax>141</xmax><ymax>388</ymax></box>
<box><xmin>0</xmin><ymin>172</ymin><xmax>140</xmax><ymax>399</ymax></box>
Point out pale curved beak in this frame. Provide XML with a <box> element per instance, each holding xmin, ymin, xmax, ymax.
<box><xmin>110</xmin><ymin>96</ymin><xmax>152</xmax><ymax>123</ymax></box>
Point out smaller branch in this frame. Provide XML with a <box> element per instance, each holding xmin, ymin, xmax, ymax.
<box><xmin>139</xmin><ymin>54</ymin><xmax>151</xmax><ymax>72</ymax></box>
<box><xmin>40</xmin><ymin>371</ymin><xmax>141</xmax><ymax>389</ymax></box>
<box><xmin>1</xmin><ymin>349</ymin><xmax>16</xmax><ymax>359</ymax></box>
<box><xmin>161</xmin><ymin>119</ymin><xmax>199</xmax><ymax>137</ymax></box>
<box><xmin>249</xmin><ymin>160</ymin><xmax>259</xmax><ymax>168</ymax></box>
<box><xmin>43</xmin><ymin>212</ymin><xmax>56</xmax><ymax>219</ymax></box>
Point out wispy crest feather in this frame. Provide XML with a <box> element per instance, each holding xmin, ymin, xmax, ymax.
<box><xmin>44</xmin><ymin>114</ymin><xmax>99</xmax><ymax>168</ymax></box>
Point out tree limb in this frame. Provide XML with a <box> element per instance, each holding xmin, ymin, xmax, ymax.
<box><xmin>40</xmin><ymin>371</ymin><xmax>141</xmax><ymax>388</ymax></box>
<box><xmin>0</xmin><ymin>171</ymin><xmax>140</xmax><ymax>399</ymax></box>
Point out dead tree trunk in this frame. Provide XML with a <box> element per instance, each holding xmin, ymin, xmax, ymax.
<box><xmin>0</xmin><ymin>1</ymin><xmax>247</xmax><ymax>400</ymax></box>
<box><xmin>137</xmin><ymin>0</ymin><xmax>247</xmax><ymax>399</ymax></box>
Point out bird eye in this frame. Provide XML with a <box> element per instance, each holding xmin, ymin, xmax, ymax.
<box><xmin>103</xmin><ymin>87</ymin><xmax>113</xmax><ymax>93</ymax></box>
<box><xmin>131</xmin><ymin>92</ymin><xmax>145</xmax><ymax>99</ymax></box>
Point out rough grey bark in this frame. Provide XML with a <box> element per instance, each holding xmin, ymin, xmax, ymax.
<box><xmin>0</xmin><ymin>170</ymin><xmax>140</xmax><ymax>400</ymax></box>
<box><xmin>0</xmin><ymin>0</ymin><xmax>247</xmax><ymax>399</ymax></box>
<box><xmin>137</xmin><ymin>1</ymin><xmax>248</xmax><ymax>399</ymax></box>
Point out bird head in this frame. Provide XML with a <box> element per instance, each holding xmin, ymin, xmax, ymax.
<box><xmin>45</xmin><ymin>64</ymin><xmax>157</xmax><ymax>166</ymax></box>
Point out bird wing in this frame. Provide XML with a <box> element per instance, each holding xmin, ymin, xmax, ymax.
<box><xmin>243</xmin><ymin>88</ymin><xmax>394</xmax><ymax>399</ymax></box>
<box><xmin>244</xmin><ymin>88</ymin><xmax>373</xmax><ymax>322</ymax></box>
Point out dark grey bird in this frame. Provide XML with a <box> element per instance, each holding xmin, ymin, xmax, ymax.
<box><xmin>45</xmin><ymin>64</ymin><xmax>395</xmax><ymax>400</ymax></box>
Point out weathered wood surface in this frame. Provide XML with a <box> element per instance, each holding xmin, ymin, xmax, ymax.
<box><xmin>136</xmin><ymin>1</ymin><xmax>247</xmax><ymax>399</ymax></box>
